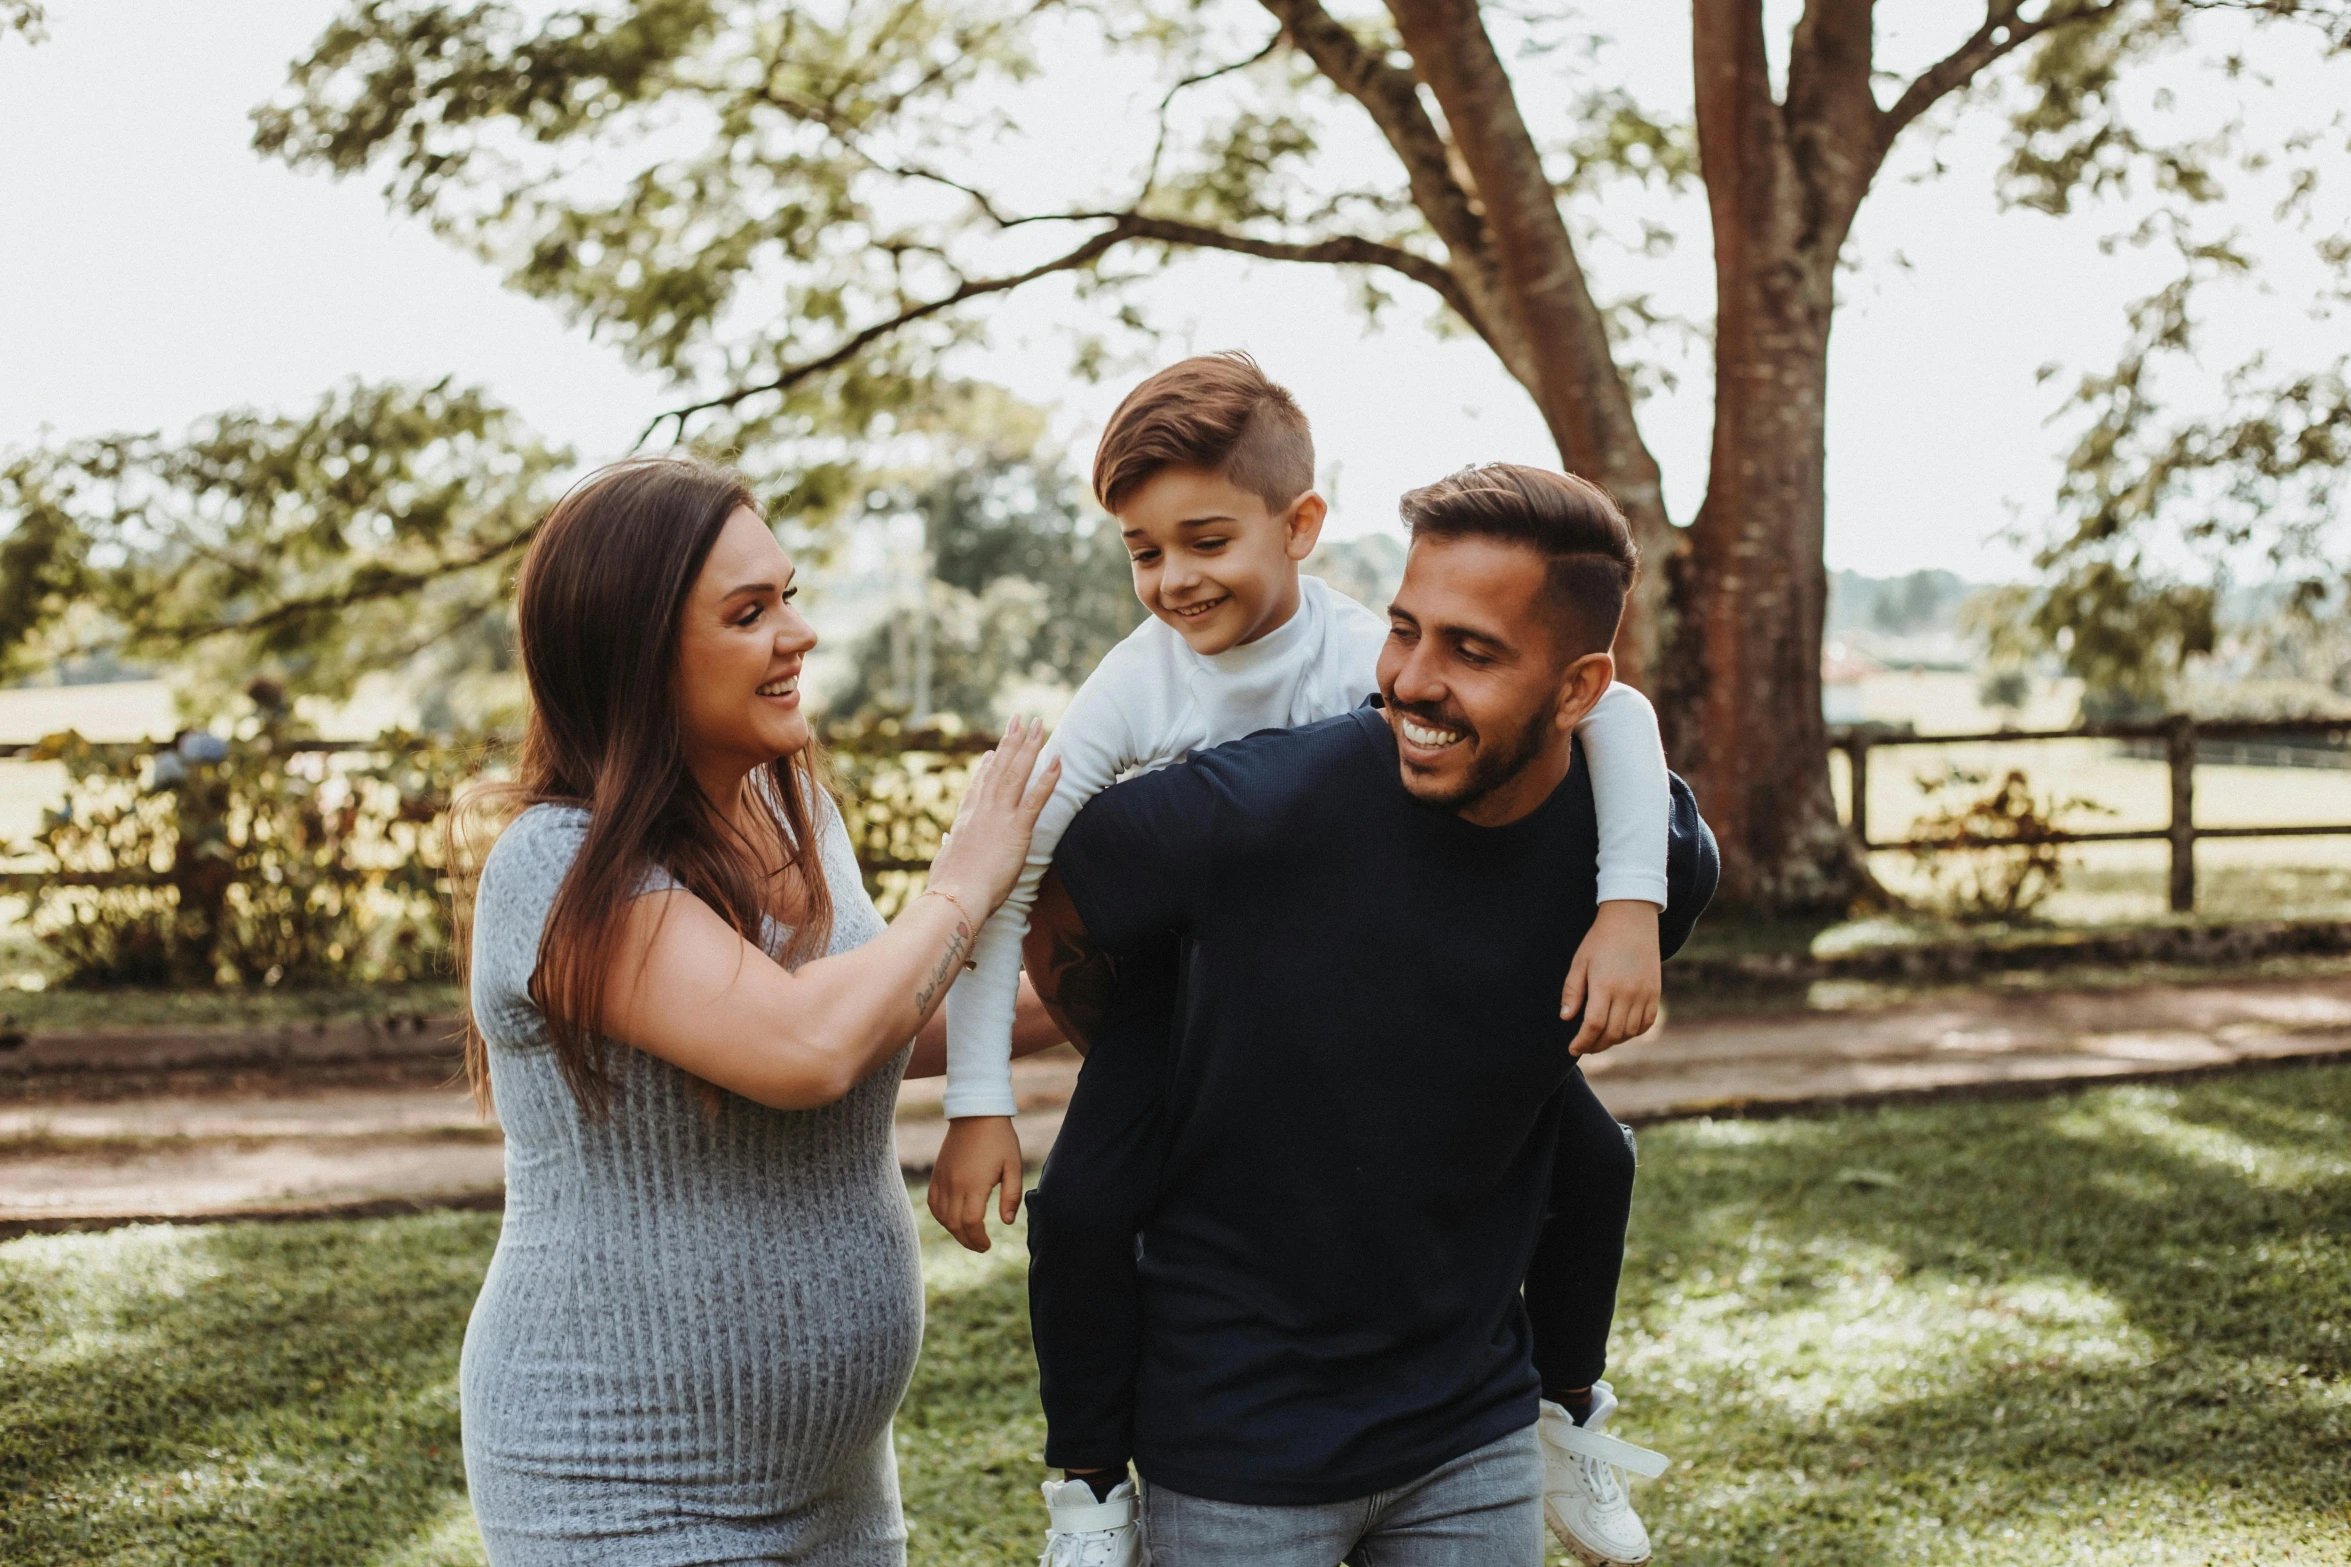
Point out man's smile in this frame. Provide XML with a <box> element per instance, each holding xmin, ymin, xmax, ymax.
<box><xmin>1398</xmin><ymin>716</ymin><xmax>1465</xmax><ymax>750</ymax></box>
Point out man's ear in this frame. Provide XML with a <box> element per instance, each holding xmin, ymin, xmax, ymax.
<box><xmin>1282</xmin><ymin>491</ymin><xmax>1329</xmax><ymax>562</ymax></box>
<box><xmin>1552</xmin><ymin>650</ymin><xmax>1616</xmax><ymax>733</ymax></box>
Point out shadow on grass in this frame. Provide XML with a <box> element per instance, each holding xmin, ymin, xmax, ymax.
<box><xmin>1618</xmin><ymin>1063</ymin><xmax>2351</xmax><ymax>1564</ymax></box>
<box><xmin>0</xmin><ymin>1211</ymin><xmax>497</xmax><ymax>1566</ymax></box>
<box><xmin>5</xmin><ymin>1068</ymin><xmax>2345</xmax><ymax>1567</ymax></box>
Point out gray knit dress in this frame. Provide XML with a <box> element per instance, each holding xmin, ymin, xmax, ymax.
<box><xmin>460</xmin><ymin>803</ymin><xmax>922</xmax><ymax>1566</ymax></box>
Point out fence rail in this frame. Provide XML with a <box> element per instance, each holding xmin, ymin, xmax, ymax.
<box><xmin>12</xmin><ymin>719</ymin><xmax>2350</xmax><ymax>917</ymax></box>
<box><xmin>0</xmin><ymin>724</ymin><xmax>991</xmax><ymax>902</ymax></box>
<box><xmin>1829</xmin><ymin>714</ymin><xmax>2351</xmax><ymax>913</ymax></box>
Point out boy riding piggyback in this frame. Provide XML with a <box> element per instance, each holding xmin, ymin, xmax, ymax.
<box><xmin>927</xmin><ymin>352</ymin><xmax>1677</xmax><ymax>1567</ymax></box>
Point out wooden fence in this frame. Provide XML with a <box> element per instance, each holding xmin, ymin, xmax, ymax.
<box><xmin>1829</xmin><ymin>715</ymin><xmax>2351</xmax><ymax>913</ymax></box>
<box><xmin>0</xmin><ymin>723</ymin><xmax>986</xmax><ymax>903</ymax></box>
<box><xmin>12</xmin><ymin>717</ymin><xmax>2350</xmax><ymax>919</ymax></box>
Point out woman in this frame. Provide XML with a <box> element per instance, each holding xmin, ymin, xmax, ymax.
<box><xmin>457</xmin><ymin>457</ymin><xmax>1064</xmax><ymax>1565</ymax></box>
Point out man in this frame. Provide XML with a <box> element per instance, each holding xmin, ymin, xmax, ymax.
<box><xmin>1022</xmin><ymin>464</ymin><xmax>1719</xmax><ymax>1565</ymax></box>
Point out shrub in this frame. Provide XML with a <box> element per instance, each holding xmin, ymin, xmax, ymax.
<box><xmin>1905</xmin><ymin>765</ymin><xmax>2111</xmax><ymax>922</ymax></box>
<box><xmin>822</xmin><ymin>715</ymin><xmax>994</xmax><ymax>918</ymax></box>
<box><xmin>18</xmin><ymin>723</ymin><xmax>476</xmax><ymax>988</ymax></box>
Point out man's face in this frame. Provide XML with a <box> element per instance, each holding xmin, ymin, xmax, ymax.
<box><xmin>1376</xmin><ymin>534</ymin><xmax>1610</xmax><ymax>823</ymax></box>
<box><xmin>1118</xmin><ymin>466</ymin><xmax>1326</xmax><ymax>655</ymax></box>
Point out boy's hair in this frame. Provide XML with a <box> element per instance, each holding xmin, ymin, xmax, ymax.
<box><xmin>1399</xmin><ymin>464</ymin><xmax>1638</xmax><ymax>660</ymax></box>
<box><xmin>1092</xmin><ymin>351</ymin><xmax>1314</xmax><ymax>515</ymax></box>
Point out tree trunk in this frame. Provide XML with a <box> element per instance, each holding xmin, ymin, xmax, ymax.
<box><xmin>1378</xmin><ymin>0</ymin><xmax>1676</xmax><ymax>687</ymax></box>
<box><xmin>1664</xmin><ymin>274</ymin><xmax>1856</xmax><ymax>912</ymax></box>
<box><xmin>1666</xmin><ymin>0</ymin><xmax>1875</xmax><ymax>914</ymax></box>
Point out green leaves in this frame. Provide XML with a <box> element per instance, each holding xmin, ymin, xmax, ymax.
<box><xmin>0</xmin><ymin>381</ymin><xmax>569</xmax><ymax>717</ymax></box>
<box><xmin>255</xmin><ymin>0</ymin><xmax>1066</xmax><ymax>418</ymax></box>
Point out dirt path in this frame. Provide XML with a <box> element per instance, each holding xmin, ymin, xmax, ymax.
<box><xmin>7</xmin><ymin>977</ymin><xmax>2349</xmax><ymax>1234</ymax></box>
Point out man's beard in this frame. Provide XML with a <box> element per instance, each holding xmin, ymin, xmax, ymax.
<box><xmin>1387</xmin><ymin>694</ymin><xmax>1553</xmax><ymax>814</ymax></box>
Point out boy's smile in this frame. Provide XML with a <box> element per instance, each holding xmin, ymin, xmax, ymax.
<box><xmin>1117</xmin><ymin>466</ymin><xmax>1327</xmax><ymax>656</ymax></box>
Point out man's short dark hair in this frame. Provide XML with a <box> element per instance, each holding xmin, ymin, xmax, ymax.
<box><xmin>1092</xmin><ymin>351</ymin><xmax>1314</xmax><ymax>515</ymax></box>
<box><xmin>1398</xmin><ymin>464</ymin><xmax>1638</xmax><ymax>659</ymax></box>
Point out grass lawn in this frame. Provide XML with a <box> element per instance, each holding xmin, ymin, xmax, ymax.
<box><xmin>5</xmin><ymin>1067</ymin><xmax>2347</xmax><ymax>1566</ymax></box>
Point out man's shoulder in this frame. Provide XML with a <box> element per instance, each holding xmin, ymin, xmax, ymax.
<box><xmin>1185</xmin><ymin>704</ymin><xmax>1389</xmax><ymax>811</ymax></box>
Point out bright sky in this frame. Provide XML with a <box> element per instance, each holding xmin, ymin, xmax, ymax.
<box><xmin>0</xmin><ymin>2</ymin><xmax>2338</xmax><ymax>582</ymax></box>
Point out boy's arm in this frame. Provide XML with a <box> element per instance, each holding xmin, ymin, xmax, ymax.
<box><xmin>903</xmin><ymin>976</ymin><xmax>1064</xmax><ymax>1079</ymax></box>
<box><xmin>942</xmin><ymin>660</ymin><xmax>1152</xmax><ymax>1116</ymax></box>
<box><xmin>930</xmin><ymin>660</ymin><xmax>1157</xmax><ymax>1250</ymax></box>
<box><xmin>1576</xmin><ymin>682</ymin><xmax>1671</xmax><ymax>908</ymax></box>
<box><xmin>1563</xmin><ymin>682</ymin><xmax>1672</xmax><ymax>1054</ymax></box>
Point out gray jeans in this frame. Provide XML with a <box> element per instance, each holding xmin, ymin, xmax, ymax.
<box><xmin>1140</xmin><ymin>1425</ymin><xmax>1544</xmax><ymax>1567</ymax></box>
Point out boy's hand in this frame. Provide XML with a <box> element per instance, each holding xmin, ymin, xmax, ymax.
<box><xmin>927</xmin><ymin>1115</ymin><xmax>1025</xmax><ymax>1252</ymax></box>
<box><xmin>1562</xmin><ymin>900</ymin><xmax>1662</xmax><ymax>1057</ymax></box>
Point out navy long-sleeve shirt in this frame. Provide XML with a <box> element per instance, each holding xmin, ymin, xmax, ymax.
<box><xmin>1050</xmin><ymin>704</ymin><xmax>1718</xmax><ymax>1505</ymax></box>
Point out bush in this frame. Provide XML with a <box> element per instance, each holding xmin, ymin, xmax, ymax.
<box><xmin>1905</xmin><ymin>765</ymin><xmax>2111</xmax><ymax>922</ymax></box>
<box><xmin>822</xmin><ymin>715</ymin><xmax>994</xmax><ymax>918</ymax></box>
<box><xmin>17</xmin><ymin>722</ymin><xmax>475</xmax><ymax>988</ymax></box>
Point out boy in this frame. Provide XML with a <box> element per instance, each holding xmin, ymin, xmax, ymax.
<box><xmin>930</xmin><ymin>355</ymin><xmax>1674</xmax><ymax>1566</ymax></box>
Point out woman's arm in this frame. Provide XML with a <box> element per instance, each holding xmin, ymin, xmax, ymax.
<box><xmin>598</xmin><ymin>720</ymin><xmax>1060</xmax><ymax>1109</ymax></box>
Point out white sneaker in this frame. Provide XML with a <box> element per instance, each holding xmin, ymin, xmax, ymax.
<box><xmin>1540</xmin><ymin>1381</ymin><xmax>1668</xmax><ymax>1566</ymax></box>
<box><xmin>1038</xmin><ymin>1477</ymin><xmax>1143</xmax><ymax>1567</ymax></box>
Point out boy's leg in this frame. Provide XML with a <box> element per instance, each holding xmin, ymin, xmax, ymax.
<box><xmin>1523</xmin><ymin>1065</ymin><xmax>1637</xmax><ymax>1399</ymax></box>
<box><xmin>1026</xmin><ymin>935</ymin><xmax>1181</xmax><ymax>1473</ymax></box>
<box><xmin>1524</xmin><ymin>1068</ymin><xmax>1658</xmax><ymax>1565</ymax></box>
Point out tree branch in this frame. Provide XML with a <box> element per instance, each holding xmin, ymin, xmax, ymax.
<box><xmin>636</xmin><ymin>223</ymin><xmax>1140</xmax><ymax>445</ymax></box>
<box><xmin>1143</xmin><ymin>31</ymin><xmax>1287</xmax><ymax>196</ymax></box>
<box><xmin>1383</xmin><ymin>0</ymin><xmax>1660</xmax><ymax>503</ymax></box>
<box><xmin>1119</xmin><ymin>215</ymin><xmax>1484</xmax><ymax>327</ymax></box>
<box><xmin>636</xmin><ymin>208</ymin><xmax>1494</xmax><ymax>449</ymax></box>
<box><xmin>1254</xmin><ymin>0</ymin><xmax>1534</xmax><ymax>382</ymax></box>
<box><xmin>1785</xmin><ymin>0</ymin><xmax>1885</xmax><ymax>248</ymax></box>
<box><xmin>179</xmin><ymin>521</ymin><xmax>543</xmax><ymax>645</ymax></box>
<box><xmin>1255</xmin><ymin>0</ymin><xmax>1494</xmax><ymax>281</ymax></box>
<box><xmin>1877</xmin><ymin>1</ymin><xmax>2128</xmax><ymax>156</ymax></box>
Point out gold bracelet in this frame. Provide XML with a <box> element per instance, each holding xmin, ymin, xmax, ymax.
<box><xmin>922</xmin><ymin>887</ymin><xmax>981</xmax><ymax>969</ymax></box>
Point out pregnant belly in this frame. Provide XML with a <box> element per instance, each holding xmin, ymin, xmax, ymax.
<box><xmin>461</xmin><ymin>1192</ymin><xmax>925</xmax><ymax>1493</ymax></box>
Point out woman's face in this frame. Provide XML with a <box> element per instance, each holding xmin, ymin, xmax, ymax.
<box><xmin>675</xmin><ymin>506</ymin><xmax>818</xmax><ymax>786</ymax></box>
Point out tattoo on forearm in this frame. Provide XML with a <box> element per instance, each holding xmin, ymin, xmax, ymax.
<box><xmin>914</xmin><ymin>920</ymin><xmax>971</xmax><ymax>1014</ymax></box>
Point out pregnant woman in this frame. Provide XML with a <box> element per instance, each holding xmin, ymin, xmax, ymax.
<box><xmin>456</xmin><ymin>457</ymin><xmax>1063</xmax><ymax>1564</ymax></box>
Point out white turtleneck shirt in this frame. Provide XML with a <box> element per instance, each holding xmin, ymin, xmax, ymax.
<box><xmin>941</xmin><ymin>572</ymin><xmax>1671</xmax><ymax>1118</ymax></box>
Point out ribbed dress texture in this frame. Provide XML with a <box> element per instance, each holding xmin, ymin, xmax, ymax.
<box><xmin>460</xmin><ymin>803</ymin><xmax>922</xmax><ymax>1566</ymax></box>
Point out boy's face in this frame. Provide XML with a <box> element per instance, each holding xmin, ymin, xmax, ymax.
<box><xmin>1118</xmin><ymin>466</ymin><xmax>1327</xmax><ymax>655</ymax></box>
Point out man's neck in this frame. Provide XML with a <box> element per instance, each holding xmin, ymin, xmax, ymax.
<box><xmin>1453</xmin><ymin>735</ymin><xmax>1576</xmax><ymax>828</ymax></box>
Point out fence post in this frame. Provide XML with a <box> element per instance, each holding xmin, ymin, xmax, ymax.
<box><xmin>2166</xmin><ymin>714</ymin><xmax>2197</xmax><ymax>914</ymax></box>
<box><xmin>1841</xmin><ymin>736</ymin><xmax>1872</xmax><ymax>848</ymax></box>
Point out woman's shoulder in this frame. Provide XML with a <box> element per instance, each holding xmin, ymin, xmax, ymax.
<box><xmin>480</xmin><ymin>803</ymin><xmax>592</xmax><ymax>895</ymax></box>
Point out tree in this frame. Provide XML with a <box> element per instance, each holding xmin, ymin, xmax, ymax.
<box><xmin>0</xmin><ymin>381</ymin><xmax>569</xmax><ymax>724</ymax></box>
<box><xmin>1975</xmin><ymin>253</ymin><xmax>2351</xmax><ymax>717</ymax></box>
<box><xmin>227</xmin><ymin>0</ymin><xmax>2348</xmax><ymax>912</ymax></box>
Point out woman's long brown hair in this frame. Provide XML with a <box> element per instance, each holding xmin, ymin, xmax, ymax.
<box><xmin>455</xmin><ymin>458</ymin><xmax>835</xmax><ymax>1115</ymax></box>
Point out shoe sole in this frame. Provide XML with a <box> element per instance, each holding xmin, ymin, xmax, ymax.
<box><xmin>1544</xmin><ymin>1499</ymin><xmax>1650</xmax><ymax>1567</ymax></box>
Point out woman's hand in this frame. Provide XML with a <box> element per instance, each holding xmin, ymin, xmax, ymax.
<box><xmin>925</xmin><ymin>715</ymin><xmax>1060</xmax><ymax>917</ymax></box>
